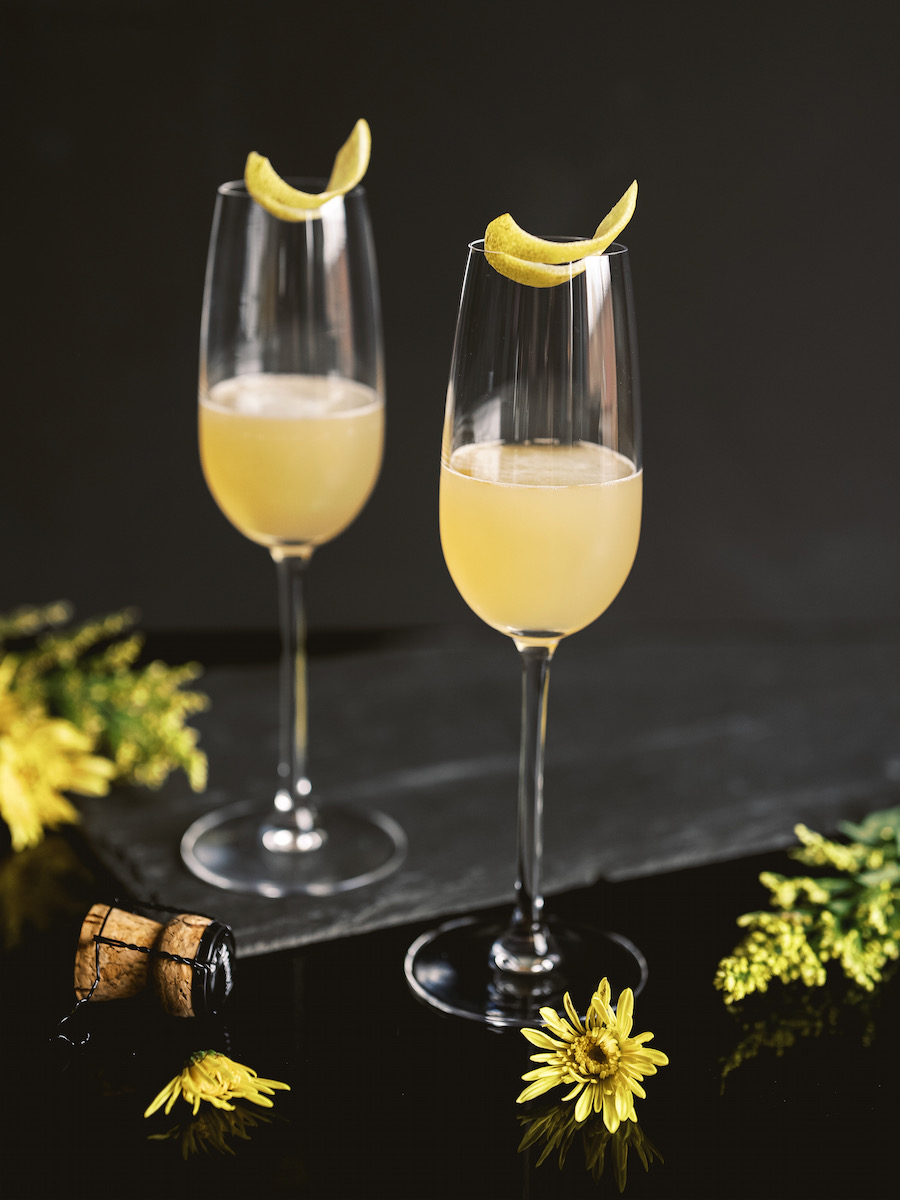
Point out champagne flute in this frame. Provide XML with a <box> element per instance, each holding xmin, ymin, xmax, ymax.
<box><xmin>181</xmin><ymin>178</ymin><xmax>406</xmax><ymax>896</ymax></box>
<box><xmin>405</xmin><ymin>238</ymin><xmax>646</xmax><ymax>1023</ymax></box>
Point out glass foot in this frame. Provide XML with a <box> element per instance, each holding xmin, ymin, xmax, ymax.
<box><xmin>181</xmin><ymin>799</ymin><xmax>406</xmax><ymax>897</ymax></box>
<box><xmin>404</xmin><ymin>915</ymin><xmax>647</xmax><ymax>1027</ymax></box>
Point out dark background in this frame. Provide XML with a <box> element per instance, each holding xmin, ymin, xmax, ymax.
<box><xmin>2</xmin><ymin>0</ymin><xmax>897</xmax><ymax>636</ymax></box>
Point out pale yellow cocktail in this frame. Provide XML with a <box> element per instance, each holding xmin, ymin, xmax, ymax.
<box><xmin>440</xmin><ymin>441</ymin><xmax>641</xmax><ymax>641</ymax></box>
<box><xmin>200</xmin><ymin>373</ymin><xmax>384</xmax><ymax>553</ymax></box>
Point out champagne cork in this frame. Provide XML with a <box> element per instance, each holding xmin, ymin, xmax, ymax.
<box><xmin>72</xmin><ymin>903</ymin><xmax>235</xmax><ymax>1018</ymax></box>
<box><xmin>73</xmin><ymin>903</ymin><xmax>164</xmax><ymax>1002</ymax></box>
<box><xmin>153</xmin><ymin>913</ymin><xmax>235</xmax><ymax>1018</ymax></box>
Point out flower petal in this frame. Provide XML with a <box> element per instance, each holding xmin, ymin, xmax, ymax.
<box><xmin>517</xmin><ymin>1077</ymin><xmax>561</xmax><ymax>1104</ymax></box>
<box><xmin>618</xmin><ymin>1062</ymin><xmax>651</xmax><ymax>1082</ymax></box>
<box><xmin>562</xmin><ymin>991</ymin><xmax>585</xmax><ymax>1034</ymax></box>
<box><xmin>143</xmin><ymin>1078</ymin><xmax>178</xmax><ymax>1118</ymax></box>
<box><xmin>252</xmin><ymin>1079</ymin><xmax>289</xmax><ymax>1094</ymax></box>
<box><xmin>521</xmin><ymin>1067</ymin><xmax>563</xmax><ymax>1082</ymax></box>
<box><xmin>574</xmin><ymin>1085</ymin><xmax>594</xmax><ymax>1124</ymax></box>
<box><xmin>522</xmin><ymin>1028</ymin><xmax>565</xmax><ymax>1050</ymax></box>
<box><xmin>540</xmin><ymin>1010</ymin><xmax>578</xmax><ymax>1041</ymax></box>
<box><xmin>589</xmin><ymin>986</ymin><xmax>614</xmax><ymax>1027</ymax></box>
<box><xmin>642</xmin><ymin>1048</ymin><xmax>669</xmax><ymax>1066</ymax></box>
<box><xmin>615</xmin><ymin>987</ymin><xmax>634</xmax><ymax>1036</ymax></box>
<box><xmin>602</xmin><ymin>1090</ymin><xmax>620</xmax><ymax>1133</ymax></box>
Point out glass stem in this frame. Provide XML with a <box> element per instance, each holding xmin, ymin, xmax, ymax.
<box><xmin>492</xmin><ymin>642</ymin><xmax>560</xmax><ymax>975</ymax></box>
<box><xmin>263</xmin><ymin>551</ymin><xmax>324</xmax><ymax>853</ymax></box>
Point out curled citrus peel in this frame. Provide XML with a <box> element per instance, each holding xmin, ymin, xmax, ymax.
<box><xmin>244</xmin><ymin>118</ymin><xmax>371</xmax><ymax>221</ymax></box>
<box><xmin>483</xmin><ymin>180</ymin><xmax>637</xmax><ymax>287</ymax></box>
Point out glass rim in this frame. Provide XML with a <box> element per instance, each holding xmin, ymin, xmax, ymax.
<box><xmin>467</xmin><ymin>237</ymin><xmax>628</xmax><ymax>256</ymax></box>
<box><xmin>216</xmin><ymin>177</ymin><xmax>367</xmax><ymax>199</ymax></box>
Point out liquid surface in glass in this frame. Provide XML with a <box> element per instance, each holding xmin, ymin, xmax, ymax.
<box><xmin>200</xmin><ymin>373</ymin><xmax>383</xmax><ymax>550</ymax></box>
<box><xmin>440</xmin><ymin>440</ymin><xmax>641</xmax><ymax>639</ymax></box>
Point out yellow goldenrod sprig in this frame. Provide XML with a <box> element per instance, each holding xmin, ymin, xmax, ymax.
<box><xmin>47</xmin><ymin>649</ymin><xmax>208</xmax><ymax>791</ymax></box>
<box><xmin>0</xmin><ymin>601</ymin><xmax>72</xmax><ymax>643</ymax></box>
<box><xmin>0</xmin><ymin>605</ymin><xmax>208</xmax><ymax>848</ymax></box>
<box><xmin>715</xmin><ymin>805</ymin><xmax>900</xmax><ymax>1004</ymax></box>
<box><xmin>10</xmin><ymin>608</ymin><xmax>138</xmax><ymax>686</ymax></box>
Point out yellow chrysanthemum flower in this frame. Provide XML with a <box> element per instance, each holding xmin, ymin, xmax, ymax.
<box><xmin>0</xmin><ymin>656</ymin><xmax>115</xmax><ymax>851</ymax></box>
<box><xmin>144</xmin><ymin>1051</ymin><xmax>290</xmax><ymax>1119</ymax></box>
<box><xmin>518</xmin><ymin>979</ymin><xmax>668</xmax><ymax>1131</ymax></box>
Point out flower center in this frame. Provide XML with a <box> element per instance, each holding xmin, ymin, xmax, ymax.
<box><xmin>571</xmin><ymin>1031</ymin><xmax>621</xmax><ymax>1079</ymax></box>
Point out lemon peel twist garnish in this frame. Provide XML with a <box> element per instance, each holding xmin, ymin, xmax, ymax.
<box><xmin>244</xmin><ymin>118</ymin><xmax>371</xmax><ymax>221</ymax></box>
<box><xmin>484</xmin><ymin>180</ymin><xmax>637</xmax><ymax>287</ymax></box>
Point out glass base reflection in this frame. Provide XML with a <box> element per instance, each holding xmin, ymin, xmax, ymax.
<box><xmin>405</xmin><ymin>915</ymin><xmax>648</xmax><ymax>1027</ymax></box>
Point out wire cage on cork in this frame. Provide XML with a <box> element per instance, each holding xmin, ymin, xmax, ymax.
<box><xmin>72</xmin><ymin>901</ymin><xmax>235</xmax><ymax>1020</ymax></box>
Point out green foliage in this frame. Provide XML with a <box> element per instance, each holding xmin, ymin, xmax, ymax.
<box><xmin>1</xmin><ymin>602</ymin><xmax>208</xmax><ymax>795</ymax></box>
<box><xmin>714</xmin><ymin>805</ymin><xmax>900</xmax><ymax>1004</ymax></box>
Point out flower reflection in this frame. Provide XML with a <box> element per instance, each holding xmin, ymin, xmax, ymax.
<box><xmin>0</xmin><ymin>833</ymin><xmax>92</xmax><ymax>949</ymax></box>
<box><xmin>148</xmin><ymin>1103</ymin><xmax>272</xmax><ymax>1159</ymax></box>
<box><xmin>720</xmin><ymin>966</ymin><xmax>896</xmax><ymax>1088</ymax></box>
<box><xmin>519</xmin><ymin>1101</ymin><xmax>663</xmax><ymax>1191</ymax></box>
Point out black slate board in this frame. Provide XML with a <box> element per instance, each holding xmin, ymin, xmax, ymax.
<box><xmin>76</xmin><ymin>626</ymin><xmax>900</xmax><ymax>956</ymax></box>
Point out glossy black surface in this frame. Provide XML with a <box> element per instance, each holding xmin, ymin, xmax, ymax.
<box><xmin>0</xmin><ymin>627</ymin><xmax>896</xmax><ymax>1197</ymax></box>
<box><xmin>1</xmin><ymin>842</ymin><xmax>896</xmax><ymax>1199</ymax></box>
